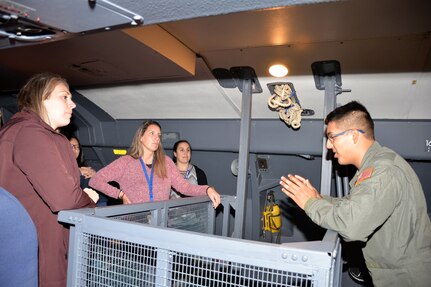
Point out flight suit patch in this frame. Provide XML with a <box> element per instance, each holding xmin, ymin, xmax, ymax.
<box><xmin>355</xmin><ymin>167</ymin><xmax>374</xmax><ymax>186</ymax></box>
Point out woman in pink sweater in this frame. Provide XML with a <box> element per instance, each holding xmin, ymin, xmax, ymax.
<box><xmin>90</xmin><ymin>120</ymin><xmax>221</xmax><ymax>208</ymax></box>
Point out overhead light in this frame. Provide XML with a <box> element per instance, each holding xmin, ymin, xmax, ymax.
<box><xmin>269</xmin><ymin>64</ymin><xmax>288</xmax><ymax>77</ymax></box>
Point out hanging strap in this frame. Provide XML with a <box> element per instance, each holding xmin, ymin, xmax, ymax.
<box><xmin>139</xmin><ymin>157</ymin><xmax>154</xmax><ymax>202</ymax></box>
<box><xmin>184</xmin><ymin>164</ymin><xmax>191</xmax><ymax>179</ymax></box>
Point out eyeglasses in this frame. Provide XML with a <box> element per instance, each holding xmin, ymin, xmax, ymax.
<box><xmin>327</xmin><ymin>129</ymin><xmax>365</xmax><ymax>142</ymax></box>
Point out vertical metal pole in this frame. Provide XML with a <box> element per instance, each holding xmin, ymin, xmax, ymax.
<box><xmin>248</xmin><ymin>153</ymin><xmax>261</xmax><ymax>240</ymax></box>
<box><xmin>155</xmin><ymin>249</ymin><xmax>171</xmax><ymax>286</ymax></box>
<box><xmin>320</xmin><ymin>76</ymin><xmax>337</xmax><ymax>196</ymax></box>
<box><xmin>233</xmin><ymin>78</ymin><xmax>252</xmax><ymax>238</ymax></box>
<box><xmin>66</xmin><ymin>226</ymin><xmax>78</xmax><ymax>287</ymax></box>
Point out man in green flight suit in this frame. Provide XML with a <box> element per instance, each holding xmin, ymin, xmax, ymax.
<box><xmin>280</xmin><ymin>101</ymin><xmax>431</xmax><ymax>287</ymax></box>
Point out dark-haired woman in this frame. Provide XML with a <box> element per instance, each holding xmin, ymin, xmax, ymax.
<box><xmin>69</xmin><ymin>136</ymin><xmax>96</xmax><ymax>185</ymax></box>
<box><xmin>170</xmin><ymin>140</ymin><xmax>207</xmax><ymax>198</ymax></box>
<box><xmin>68</xmin><ymin>135</ymin><xmax>107</xmax><ymax>206</ymax></box>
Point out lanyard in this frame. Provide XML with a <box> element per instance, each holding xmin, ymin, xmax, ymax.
<box><xmin>139</xmin><ymin>157</ymin><xmax>154</xmax><ymax>202</ymax></box>
<box><xmin>184</xmin><ymin>164</ymin><xmax>191</xmax><ymax>179</ymax></box>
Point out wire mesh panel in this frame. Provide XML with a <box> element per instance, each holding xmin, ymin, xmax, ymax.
<box><xmin>74</xmin><ymin>235</ymin><xmax>320</xmax><ymax>287</ymax></box>
<box><xmin>59</xmin><ymin>196</ymin><xmax>341</xmax><ymax>287</ymax></box>
<box><xmin>109</xmin><ymin>201</ymin><xmax>210</xmax><ymax>233</ymax></box>
<box><xmin>74</xmin><ymin>234</ymin><xmax>318</xmax><ymax>287</ymax></box>
<box><xmin>111</xmin><ymin>211</ymin><xmax>152</xmax><ymax>224</ymax></box>
<box><xmin>167</xmin><ymin>202</ymin><xmax>209</xmax><ymax>232</ymax></box>
<box><xmin>170</xmin><ymin>251</ymin><xmax>316</xmax><ymax>287</ymax></box>
<box><xmin>77</xmin><ymin>233</ymin><xmax>157</xmax><ymax>286</ymax></box>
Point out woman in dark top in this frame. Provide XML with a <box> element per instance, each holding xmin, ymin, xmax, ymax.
<box><xmin>68</xmin><ymin>135</ymin><xmax>108</xmax><ymax>206</ymax></box>
<box><xmin>68</xmin><ymin>135</ymin><xmax>96</xmax><ymax>187</ymax></box>
<box><xmin>170</xmin><ymin>140</ymin><xmax>208</xmax><ymax>198</ymax></box>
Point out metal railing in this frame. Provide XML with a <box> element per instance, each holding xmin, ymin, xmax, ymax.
<box><xmin>59</xmin><ymin>196</ymin><xmax>341</xmax><ymax>287</ymax></box>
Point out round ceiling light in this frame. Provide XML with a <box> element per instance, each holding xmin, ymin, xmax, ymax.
<box><xmin>269</xmin><ymin>64</ymin><xmax>288</xmax><ymax>77</ymax></box>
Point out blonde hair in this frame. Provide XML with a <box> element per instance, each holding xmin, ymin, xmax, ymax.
<box><xmin>17</xmin><ymin>72</ymin><xmax>69</xmax><ymax>123</ymax></box>
<box><xmin>129</xmin><ymin>120</ymin><xmax>167</xmax><ymax>178</ymax></box>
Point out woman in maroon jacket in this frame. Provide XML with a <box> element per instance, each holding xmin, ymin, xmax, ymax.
<box><xmin>0</xmin><ymin>73</ymin><xmax>95</xmax><ymax>287</ymax></box>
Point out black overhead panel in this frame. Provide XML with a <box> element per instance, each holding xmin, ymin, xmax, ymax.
<box><xmin>0</xmin><ymin>0</ymin><xmax>143</xmax><ymax>49</ymax></box>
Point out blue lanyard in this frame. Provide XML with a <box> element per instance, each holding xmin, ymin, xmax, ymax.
<box><xmin>139</xmin><ymin>157</ymin><xmax>154</xmax><ymax>202</ymax></box>
<box><xmin>184</xmin><ymin>164</ymin><xmax>191</xmax><ymax>179</ymax></box>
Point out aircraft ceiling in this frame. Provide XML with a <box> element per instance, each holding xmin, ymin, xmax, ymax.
<box><xmin>0</xmin><ymin>0</ymin><xmax>430</xmax><ymax>119</ymax></box>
